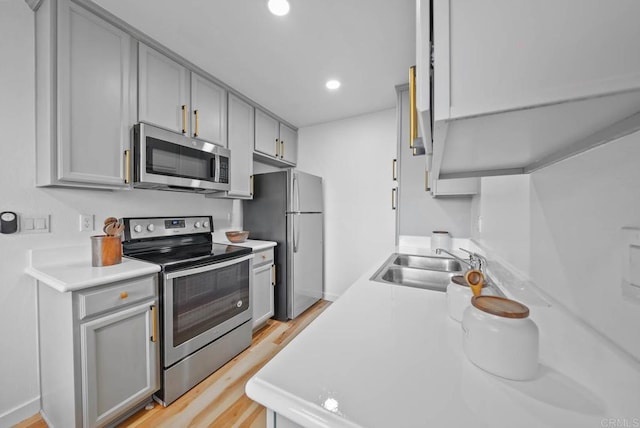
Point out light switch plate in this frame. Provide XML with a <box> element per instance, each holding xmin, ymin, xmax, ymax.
<box><xmin>621</xmin><ymin>227</ymin><xmax>640</xmax><ymax>303</ymax></box>
<box><xmin>21</xmin><ymin>214</ymin><xmax>50</xmax><ymax>234</ymax></box>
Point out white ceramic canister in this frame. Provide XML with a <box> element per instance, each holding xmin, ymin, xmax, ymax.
<box><xmin>461</xmin><ymin>296</ymin><xmax>539</xmax><ymax>380</ymax></box>
<box><xmin>431</xmin><ymin>230</ymin><xmax>451</xmax><ymax>252</ymax></box>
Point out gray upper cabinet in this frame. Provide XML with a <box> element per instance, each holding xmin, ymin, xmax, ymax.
<box><xmin>254</xmin><ymin>109</ymin><xmax>297</xmax><ymax>166</ymax></box>
<box><xmin>279</xmin><ymin>123</ymin><xmax>298</xmax><ymax>165</ymax></box>
<box><xmin>191</xmin><ymin>73</ymin><xmax>227</xmax><ymax>145</ymax></box>
<box><xmin>138</xmin><ymin>43</ymin><xmax>189</xmax><ymax>135</ymax></box>
<box><xmin>36</xmin><ymin>0</ymin><xmax>135</xmax><ymax>189</ymax></box>
<box><xmin>227</xmin><ymin>94</ymin><xmax>255</xmax><ymax>199</ymax></box>
<box><xmin>138</xmin><ymin>43</ymin><xmax>227</xmax><ymax>147</ymax></box>
<box><xmin>255</xmin><ymin>109</ymin><xmax>280</xmax><ymax>158</ymax></box>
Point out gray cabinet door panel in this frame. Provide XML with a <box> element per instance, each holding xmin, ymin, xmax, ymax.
<box><xmin>228</xmin><ymin>94</ymin><xmax>254</xmax><ymax>198</ymax></box>
<box><xmin>279</xmin><ymin>123</ymin><xmax>298</xmax><ymax>164</ymax></box>
<box><xmin>255</xmin><ymin>109</ymin><xmax>280</xmax><ymax>157</ymax></box>
<box><xmin>138</xmin><ymin>43</ymin><xmax>190</xmax><ymax>134</ymax></box>
<box><xmin>57</xmin><ymin>2</ymin><xmax>133</xmax><ymax>186</ymax></box>
<box><xmin>80</xmin><ymin>300</ymin><xmax>159</xmax><ymax>427</ymax></box>
<box><xmin>191</xmin><ymin>73</ymin><xmax>227</xmax><ymax>146</ymax></box>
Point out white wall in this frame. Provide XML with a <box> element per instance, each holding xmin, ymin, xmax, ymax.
<box><xmin>297</xmin><ymin>110</ymin><xmax>397</xmax><ymax>300</ymax></box>
<box><xmin>472</xmin><ymin>132</ymin><xmax>640</xmax><ymax>361</ymax></box>
<box><xmin>0</xmin><ymin>3</ymin><xmax>235</xmax><ymax>424</ymax></box>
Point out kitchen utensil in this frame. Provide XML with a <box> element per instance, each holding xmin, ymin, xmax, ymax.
<box><xmin>465</xmin><ymin>269</ymin><xmax>484</xmax><ymax>297</ymax></box>
<box><xmin>462</xmin><ymin>295</ymin><xmax>538</xmax><ymax>380</ymax></box>
<box><xmin>103</xmin><ymin>216</ymin><xmax>118</xmax><ymax>226</ymax></box>
<box><xmin>91</xmin><ymin>235</ymin><xmax>122</xmax><ymax>266</ymax></box>
<box><xmin>226</xmin><ymin>230</ymin><xmax>249</xmax><ymax>243</ymax></box>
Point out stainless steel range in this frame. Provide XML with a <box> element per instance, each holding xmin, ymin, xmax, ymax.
<box><xmin>121</xmin><ymin>216</ymin><xmax>253</xmax><ymax>406</ymax></box>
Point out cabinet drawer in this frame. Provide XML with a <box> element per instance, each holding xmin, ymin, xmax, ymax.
<box><xmin>77</xmin><ymin>275</ymin><xmax>157</xmax><ymax>320</ymax></box>
<box><xmin>253</xmin><ymin>248</ymin><xmax>274</xmax><ymax>268</ymax></box>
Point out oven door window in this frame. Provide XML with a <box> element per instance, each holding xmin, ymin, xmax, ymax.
<box><xmin>146</xmin><ymin>137</ymin><xmax>216</xmax><ymax>182</ymax></box>
<box><xmin>172</xmin><ymin>260</ymin><xmax>250</xmax><ymax>347</ymax></box>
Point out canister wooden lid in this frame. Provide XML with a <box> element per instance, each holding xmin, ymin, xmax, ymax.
<box><xmin>471</xmin><ymin>296</ymin><xmax>530</xmax><ymax>319</ymax></box>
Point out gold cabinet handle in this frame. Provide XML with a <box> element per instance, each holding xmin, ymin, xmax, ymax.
<box><xmin>271</xmin><ymin>264</ymin><xmax>276</xmax><ymax>286</ymax></box>
<box><xmin>120</xmin><ymin>291</ymin><xmax>128</xmax><ymax>299</ymax></box>
<box><xmin>275</xmin><ymin>138</ymin><xmax>280</xmax><ymax>157</ymax></box>
<box><xmin>181</xmin><ymin>105</ymin><xmax>187</xmax><ymax>134</ymax></box>
<box><xmin>392</xmin><ymin>188</ymin><xmax>397</xmax><ymax>210</ymax></box>
<box><xmin>150</xmin><ymin>305</ymin><xmax>157</xmax><ymax>343</ymax></box>
<box><xmin>409</xmin><ymin>66</ymin><xmax>418</xmax><ymax>149</ymax></box>
<box><xmin>250</xmin><ymin>175</ymin><xmax>254</xmax><ymax>196</ymax></box>
<box><xmin>193</xmin><ymin>109</ymin><xmax>199</xmax><ymax>137</ymax></box>
<box><xmin>281</xmin><ymin>140</ymin><xmax>285</xmax><ymax>159</ymax></box>
<box><xmin>392</xmin><ymin>159</ymin><xmax>397</xmax><ymax>181</ymax></box>
<box><xmin>425</xmin><ymin>170</ymin><xmax>431</xmax><ymax>192</ymax></box>
<box><xmin>124</xmin><ymin>149</ymin><xmax>131</xmax><ymax>184</ymax></box>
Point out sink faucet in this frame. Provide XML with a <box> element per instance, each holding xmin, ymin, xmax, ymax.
<box><xmin>435</xmin><ymin>247</ymin><xmax>487</xmax><ymax>273</ymax></box>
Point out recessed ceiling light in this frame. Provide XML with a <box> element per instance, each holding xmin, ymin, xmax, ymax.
<box><xmin>268</xmin><ymin>0</ymin><xmax>290</xmax><ymax>16</ymax></box>
<box><xmin>326</xmin><ymin>80</ymin><xmax>341</xmax><ymax>90</ymax></box>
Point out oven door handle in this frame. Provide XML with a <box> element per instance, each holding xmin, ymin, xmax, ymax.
<box><xmin>164</xmin><ymin>254</ymin><xmax>254</xmax><ymax>280</ymax></box>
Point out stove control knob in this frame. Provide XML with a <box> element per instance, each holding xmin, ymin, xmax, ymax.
<box><xmin>147</xmin><ymin>224</ymin><xmax>155</xmax><ymax>232</ymax></box>
<box><xmin>194</xmin><ymin>221</ymin><xmax>201</xmax><ymax>229</ymax></box>
<box><xmin>134</xmin><ymin>224</ymin><xmax>143</xmax><ymax>233</ymax></box>
<box><xmin>203</xmin><ymin>220</ymin><xmax>210</xmax><ymax>229</ymax></box>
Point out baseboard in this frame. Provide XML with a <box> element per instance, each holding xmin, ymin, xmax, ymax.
<box><xmin>322</xmin><ymin>292</ymin><xmax>340</xmax><ymax>302</ymax></box>
<box><xmin>0</xmin><ymin>396</ymin><xmax>40</xmax><ymax>427</ymax></box>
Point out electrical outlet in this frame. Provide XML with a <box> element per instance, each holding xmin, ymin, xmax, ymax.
<box><xmin>477</xmin><ymin>216</ymin><xmax>483</xmax><ymax>233</ymax></box>
<box><xmin>80</xmin><ymin>214</ymin><xmax>94</xmax><ymax>232</ymax></box>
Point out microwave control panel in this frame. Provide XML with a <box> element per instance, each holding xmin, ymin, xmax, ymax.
<box><xmin>219</xmin><ymin>157</ymin><xmax>229</xmax><ymax>183</ymax></box>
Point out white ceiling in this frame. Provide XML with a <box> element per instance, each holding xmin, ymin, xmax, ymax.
<box><xmin>93</xmin><ymin>0</ymin><xmax>416</xmax><ymax>128</ymax></box>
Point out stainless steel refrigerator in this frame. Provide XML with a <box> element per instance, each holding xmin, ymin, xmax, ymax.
<box><xmin>243</xmin><ymin>170</ymin><xmax>324</xmax><ymax>320</ymax></box>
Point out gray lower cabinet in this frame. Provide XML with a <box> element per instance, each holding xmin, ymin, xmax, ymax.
<box><xmin>35</xmin><ymin>0</ymin><xmax>136</xmax><ymax>189</ymax></box>
<box><xmin>252</xmin><ymin>248</ymin><xmax>275</xmax><ymax>330</ymax></box>
<box><xmin>38</xmin><ymin>275</ymin><xmax>159</xmax><ymax>428</ymax></box>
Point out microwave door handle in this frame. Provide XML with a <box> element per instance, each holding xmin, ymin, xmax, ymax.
<box><xmin>212</xmin><ymin>155</ymin><xmax>219</xmax><ymax>182</ymax></box>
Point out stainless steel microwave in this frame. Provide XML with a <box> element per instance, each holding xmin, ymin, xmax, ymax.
<box><xmin>133</xmin><ymin>123</ymin><xmax>230</xmax><ymax>193</ymax></box>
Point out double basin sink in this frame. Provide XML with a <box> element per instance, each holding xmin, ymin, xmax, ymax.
<box><xmin>371</xmin><ymin>253</ymin><xmax>462</xmax><ymax>292</ymax></box>
<box><xmin>372</xmin><ymin>253</ymin><xmax>507</xmax><ymax>296</ymax></box>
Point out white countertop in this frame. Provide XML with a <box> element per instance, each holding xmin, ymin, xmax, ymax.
<box><xmin>213</xmin><ymin>238</ymin><xmax>277</xmax><ymax>252</ymax></box>
<box><xmin>246</xmin><ymin>251</ymin><xmax>640</xmax><ymax>427</ymax></box>
<box><xmin>25</xmin><ymin>245</ymin><xmax>160</xmax><ymax>293</ymax></box>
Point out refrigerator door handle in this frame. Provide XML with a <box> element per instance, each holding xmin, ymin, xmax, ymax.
<box><xmin>293</xmin><ymin>173</ymin><xmax>301</xmax><ymax>213</ymax></box>
<box><xmin>293</xmin><ymin>213</ymin><xmax>300</xmax><ymax>253</ymax></box>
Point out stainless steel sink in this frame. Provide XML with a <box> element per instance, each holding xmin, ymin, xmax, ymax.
<box><xmin>392</xmin><ymin>254</ymin><xmax>462</xmax><ymax>272</ymax></box>
<box><xmin>371</xmin><ymin>253</ymin><xmax>463</xmax><ymax>292</ymax></box>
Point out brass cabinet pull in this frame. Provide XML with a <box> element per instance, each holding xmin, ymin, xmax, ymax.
<box><xmin>409</xmin><ymin>66</ymin><xmax>418</xmax><ymax>149</ymax></box>
<box><xmin>193</xmin><ymin>109</ymin><xmax>199</xmax><ymax>137</ymax></box>
<box><xmin>271</xmin><ymin>264</ymin><xmax>276</xmax><ymax>286</ymax></box>
<box><xmin>275</xmin><ymin>138</ymin><xmax>280</xmax><ymax>157</ymax></box>
<box><xmin>280</xmin><ymin>140</ymin><xmax>285</xmax><ymax>159</ymax></box>
<box><xmin>392</xmin><ymin>159</ymin><xmax>397</xmax><ymax>181</ymax></box>
<box><xmin>425</xmin><ymin>170</ymin><xmax>431</xmax><ymax>192</ymax></box>
<box><xmin>150</xmin><ymin>305</ymin><xmax>157</xmax><ymax>343</ymax></box>
<box><xmin>181</xmin><ymin>105</ymin><xmax>187</xmax><ymax>134</ymax></box>
<box><xmin>120</xmin><ymin>291</ymin><xmax>128</xmax><ymax>299</ymax></box>
<box><xmin>250</xmin><ymin>175</ymin><xmax>254</xmax><ymax>196</ymax></box>
<box><xmin>124</xmin><ymin>149</ymin><xmax>131</xmax><ymax>184</ymax></box>
<box><xmin>392</xmin><ymin>188</ymin><xmax>397</xmax><ymax>210</ymax></box>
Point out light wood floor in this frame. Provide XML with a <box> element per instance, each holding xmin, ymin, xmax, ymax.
<box><xmin>15</xmin><ymin>300</ymin><xmax>330</xmax><ymax>428</ymax></box>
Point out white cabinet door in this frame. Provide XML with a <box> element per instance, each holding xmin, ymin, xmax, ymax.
<box><xmin>191</xmin><ymin>73</ymin><xmax>227</xmax><ymax>146</ymax></box>
<box><xmin>53</xmin><ymin>1</ymin><xmax>133</xmax><ymax>187</ymax></box>
<box><xmin>279</xmin><ymin>124</ymin><xmax>298</xmax><ymax>165</ymax></box>
<box><xmin>80</xmin><ymin>301</ymin><xmax>159</xmax><ymax>428</ymax></box>
<box><xmin>228</xmin><ymin>94</ymin><xmax>254</xmax><ymax>198</ymax></box>
<box><xmin>252</xmin><ymin>263</ymin><xmax>275</xmax><ymax>329</ymax></box>
<box><xmin>255</xmin><ymin>109</ymin><xmax>280</xmax><ymax>158</ymax></box>
<box><xmin>138</xmin><ymin>43</ymin><xmax>190</xmax><ymax>134</ymax></box>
